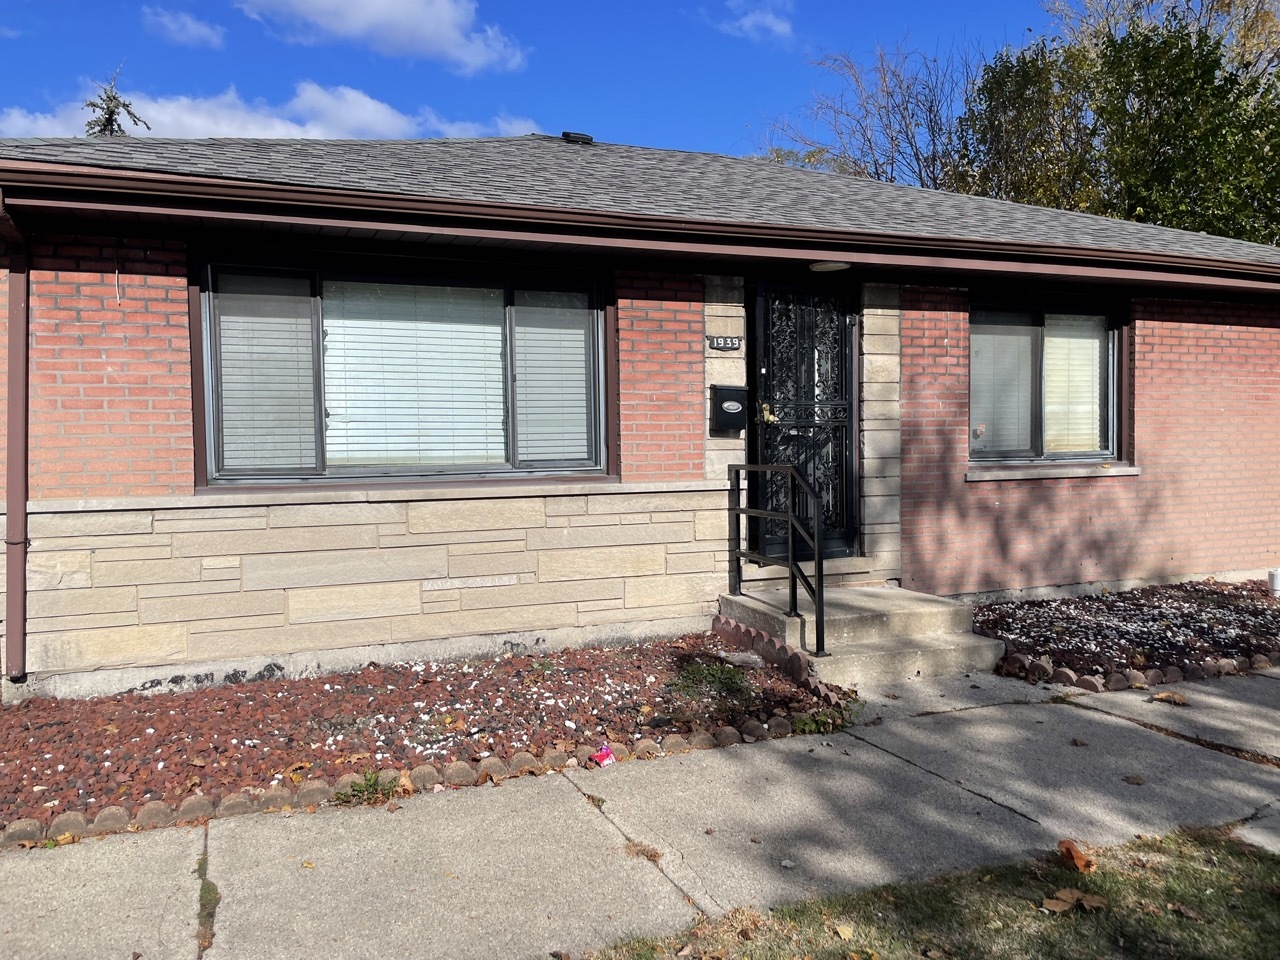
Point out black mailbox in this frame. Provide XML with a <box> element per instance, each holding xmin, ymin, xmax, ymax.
<box><xmin>709</xmin><ymin>384</ymin><xmax>748</xmax><ymax>432</ymax></box>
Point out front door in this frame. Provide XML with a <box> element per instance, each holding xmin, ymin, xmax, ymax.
<box><xmin>751</xmin><ymin>286</ymin><xmax>858</xmax><ymax>558</ymax></box>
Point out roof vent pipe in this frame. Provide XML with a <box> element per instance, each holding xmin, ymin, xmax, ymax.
<box><xmin>561</xmin><ymin>131</ymin><xmax>594</xmax><ymax>145</ymax></box>
<box><xmin>1269</xmin><ymin>568</ymin><xmax>1280</xmax><ymax>598</ymax></box>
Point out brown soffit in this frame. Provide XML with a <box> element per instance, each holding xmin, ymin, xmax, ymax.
<box><xmin>4</xmin><ymin>158</ymin><xmax>1280</xmax><ymax>294</ymax></box>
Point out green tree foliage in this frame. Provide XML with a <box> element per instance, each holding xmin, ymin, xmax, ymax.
<box><xmin>84</xmin><ymin>66</ymin><xmax>150</xmax><ymax>138</ymax></box>
<box><xmin>770</xmin><ymin>1</ymin><xmax>1280</xmax><ymax>244</ymax></box>
<box><xmin>956</xmin><ymin>17</ymin><xmax>1280</xmax><ymax>243</ymax></box>
<box><xmin>952</xmin><ymin>41</ymin><xmax>1102</xmax><ymax>212</ymax></box>
<box><xmin>1091</xmin><ymin>20</ymin><xmax>1280</xmax><ymax>242</ymax></box>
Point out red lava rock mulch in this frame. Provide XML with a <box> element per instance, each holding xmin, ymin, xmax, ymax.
<box><xmin>976</xmin><ymin>578</ymin><xmax>1280</xmax><ymax>684</ymax></box>
<box><xmin>0</xmin><ymin>632</ymin><xmax>840</xmax><ymax>831</ymax></box>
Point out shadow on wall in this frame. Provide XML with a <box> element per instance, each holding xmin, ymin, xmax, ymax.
<box><xmin>897</xmin><ymin>299</ymin><xmax>1280</xmax><ymax>598</ymax></box>
<box><xmin>903</xmin><ymin>461</ymin><xmax>1164</xmax><ymax>599</ymax></box>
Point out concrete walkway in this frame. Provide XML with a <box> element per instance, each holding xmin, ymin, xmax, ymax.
<box><xmin>3</xmin><ymin>670</ymin><xmax>1278</xmax><ymax>960</ymax></box>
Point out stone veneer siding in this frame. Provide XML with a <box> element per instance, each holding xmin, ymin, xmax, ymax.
<box><xmin>900</xmin><ymin>288</ymin><xmax>1280</xmax><ymax>597</ymax></box>
<box><xmin>20</xmin><ymin>489</ymin><xmax>730</xmax><ymax>681</ymax></box>
<box><xmin>2</xmin><ymin>240</ymin><xmax>748</xmax><ymax>693</ymax></box>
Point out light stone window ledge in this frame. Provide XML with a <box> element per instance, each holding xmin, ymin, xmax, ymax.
<box><xmin>965</xmin><ymin>463</ymin><xmax>1142</xmax><ymax>482</ymax></box>
<box><xmin>27</xmin><ymin>478</ymin><xmax>734</xmax><ymax>515</ymax></box>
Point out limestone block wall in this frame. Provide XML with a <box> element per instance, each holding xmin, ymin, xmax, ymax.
<box><xmin>859</xmin><ymin>284</ymin><xmax>903</xmax><ymax>583</ymax></box>
<box><xmin>703</xmin><ymin>275</ymin><xmax>748</xmax><ymax>483</ymax></box>
<box><xmin>21</xmin><ymin>487</ymin><xmax>730</xmax><ymax>680</ymax></box>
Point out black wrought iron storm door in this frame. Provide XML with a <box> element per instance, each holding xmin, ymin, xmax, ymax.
<box><xmin>751</xmin><ymin>287</ymin><xmax>858</xmax><ymax>558</ymax></box>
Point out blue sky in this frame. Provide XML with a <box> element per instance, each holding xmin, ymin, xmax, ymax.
<box><xmin>0</xmin><ymin>1</ymin><xmax>1052</xmax><ymax>153</ymax></box>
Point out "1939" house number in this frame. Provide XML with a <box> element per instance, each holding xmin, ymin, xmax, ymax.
<box><xmin>706</xmin><ymin>336</ymin><xmax>742</xmax><ymax>351</ymax></box>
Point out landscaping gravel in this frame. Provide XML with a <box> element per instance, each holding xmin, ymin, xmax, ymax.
<box><xmin>0</xmin><ymin>632</ymin><xmax>829</xmax><ymax>829</ymax></box>
<box><xmin>975</xmin><ymin>578</ymin><xmax>1280</xmax><ymax>678</ymax></box>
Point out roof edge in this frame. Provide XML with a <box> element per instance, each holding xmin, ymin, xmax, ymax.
<box><xmin>3</xmin><ymin>158</ymin><xmax>1280</xmax><ymax>292</ymax></box>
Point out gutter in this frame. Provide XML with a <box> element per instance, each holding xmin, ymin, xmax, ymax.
<box><xmin>3</xmin><ymin>159</ymin><xmax>1280</xmax><ymax>294</ymax></box>
<box><xmin>0</xmin><ymin>188</ymin><xmax>28</xmax><ymax>681</ymax></box>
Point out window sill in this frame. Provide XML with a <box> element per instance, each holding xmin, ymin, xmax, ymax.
<box><xmin>965</xmin><ymin>462</ymin><xmax>1141</xmax><ymax>482</ymax></box>
<box><xmin>28</xmin><ymin>476</ymin><xmax>731</xmax><ymax>514</ymax></box>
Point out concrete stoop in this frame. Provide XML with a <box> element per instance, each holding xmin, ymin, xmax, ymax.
<box><xmin>717</xmin><ymin>585</ymin><xmax>1004</xmax><ymax>688</ymax></box>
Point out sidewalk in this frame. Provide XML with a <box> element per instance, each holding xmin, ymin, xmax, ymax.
<box><xmin>3</xmin><ymin>670</ymin><xmax>1278</xmax><ymax>960</ymax></box>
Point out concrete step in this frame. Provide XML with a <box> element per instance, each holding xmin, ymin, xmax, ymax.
<box><xmin>810</xmin><ymin>630</ymin><xmax>1005</xmax><ymax>689</ymax></box>
<box><xmin>719</xmin><ymin>586</ymin><xmax>974</xmax><ymax>647</ymax></box>
<box><xmin>718</xmin><ymin>586</ymin><xmax>1003</xmax><ymax>688</ymax></box>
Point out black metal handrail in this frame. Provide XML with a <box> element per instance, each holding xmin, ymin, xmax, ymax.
<box><xmin>726</xmin><ymin>464</ymin><xmax>826</xmax><ymax>657</ymax></box>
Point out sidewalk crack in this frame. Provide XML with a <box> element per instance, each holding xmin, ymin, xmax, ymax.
<box><xmin>1067</xmin><ymin>700</ymin><xmax>1280</xmax><ymax>769</ymax></box>
<box><xmin>848</xmin><ymin>733</ymin><xmax>1041</xmax><ymax>825</ymax></box>
<box><xmin>194</xmin><ymin>823</ymin><xmax>221</xmax><ymax>958</ymax></box>
<box><xmin>557</xmin><ymin>771</ymin><xmax>718</xmax><ymax>916</ymax></box>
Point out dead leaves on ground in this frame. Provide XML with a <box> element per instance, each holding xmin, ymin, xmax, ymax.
<box><xmin>1058</xmin><ymin>839</ymin><xmax>1097</xmax><ymax>874</ymax></box>
<box><xmin>1043</xmin><ymin>887</ymin><xmax>1109</xmax><ymax>914</ymax></box>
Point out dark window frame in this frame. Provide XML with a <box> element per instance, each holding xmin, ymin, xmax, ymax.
<box><xmin>968</xmin><ymin>306</ymin><xmax>1120</xmax><ymax>464</ymax></box>
<box><xmin>202</xmin><ymin>264</ymin><xmax>609</xmax><ymax>484</ymax></box>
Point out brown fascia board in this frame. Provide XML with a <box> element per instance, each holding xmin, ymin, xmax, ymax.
<box><xmin>4</xmin><ymin>158</ymin><xmax>1280</xmax><ymax>295</ymax></box>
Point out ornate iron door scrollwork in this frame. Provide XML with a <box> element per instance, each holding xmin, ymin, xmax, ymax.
<box><xmin>753</xmin><ymin>288</ymin><xmax>857</xmax><ymax>557</ymax></box>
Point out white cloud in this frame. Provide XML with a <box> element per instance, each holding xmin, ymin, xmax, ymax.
<box><xmin>718</xmin><ymin>0</ymin><xmax>793</xmax><ymax>42</ymax></box>
<box><xmin>0</xmin><ymin>26</ymin><xmax>20</xmax><ymax>39</ymax></box>
<box><xmin>237</xmin><ymin>0</ymin><xmax>524</xmax><ymax>73</ymax></box>
<box><xmin>0</xmin><ymin>82</ymin><xmax>539</xmax><ymax>139</ymax></box>
<box><xmin>142</xmin><ymin>7</ymin><xmax>227</xmax><ymax>48</ymax></box>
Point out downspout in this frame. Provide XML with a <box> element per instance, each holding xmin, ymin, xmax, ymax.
<box><xmin>0</xmin><ymin>189</ymin><xmax>28</xmax><ymax>681</ymax></box>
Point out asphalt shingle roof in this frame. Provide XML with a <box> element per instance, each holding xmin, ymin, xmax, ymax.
<box><xmin>2</xmin><ymin>134</ymin><xmax>1279</xmax><ymax>269</ymax></box>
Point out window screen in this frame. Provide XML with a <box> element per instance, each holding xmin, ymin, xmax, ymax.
<box><xmin>514</xmin><ymin>291</ymin><xmax>594</xmax><ymax>464</ymax></box>
<box><xmin>213</xmin><ymin>274</ymin><xmax>318</xmax><ymax>473</ymax></box>
<box><xmin>970</xmin><ymin>317</ymin><xmax>1037</xmax><ymax>457</ymax></box>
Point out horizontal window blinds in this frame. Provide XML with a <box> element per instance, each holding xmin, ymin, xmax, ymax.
<box><xmin>213</xmin><ymin>274</ymin><xmax>318</xmax><ymax>473</ymax></box>
<box><xmin>322</xmin><ymin>282</ymin><xmax>507</xmax><ymax>467</ymax></box>
<box><xmin>1044</xmin><ymin>315</ymin><xmax>1107</xmax><ymax>453</ymax></box>
<box><xmin>969</xmin><ymin>317</ymin><xmax>1036</xmax><ymax>457</ymax></box>
<box><xmin>514</xmin><ymin>291</ymin><xmax>593</xmax><ymax>464</ymax></box>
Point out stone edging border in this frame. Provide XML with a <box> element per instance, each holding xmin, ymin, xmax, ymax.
<box><xmin>1</xmin><ymin>621</ymin><xmax>846</xmax><ymax>849</ymax></box>
<box><xmin>710</xmin><ymin>614</ymin><xmax>845</xmax><ymax>707</ymax></box>
<box><xmin>985</xmin><ymin>627</ymin><xmax>1280</xmax><ymax>694</ymax></box>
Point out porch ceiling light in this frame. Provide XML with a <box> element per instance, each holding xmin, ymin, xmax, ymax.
<box><xmin>808</xmin><ymin>260</ymin><xmax>851</xmax><ymax>272</ymax></box>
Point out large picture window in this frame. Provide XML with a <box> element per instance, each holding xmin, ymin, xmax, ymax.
<box><xmin>207</xmin><ymin>271</ymin><xmax>602</xmax><ymax>481</ymax></box>
<box><xmin>969</xmin><ymin>310</ymin><xmax>1115</xmax><ymax>461</ymax></box>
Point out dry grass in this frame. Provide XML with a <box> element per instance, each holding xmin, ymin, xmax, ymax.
<box><xmin>624</xmin><ymin>839</ymin><xmax>664</xmax><ymax>865</ymax></box>
<box><xmin>588</xmin><ymin>828</ymin><xmax>1280</xmax><ymax>959</ymax></box>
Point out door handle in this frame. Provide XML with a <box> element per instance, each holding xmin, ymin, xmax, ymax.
<box><xmin>760</xmin><ymin>403</ymin><xmax>779</xmax><ymax>425</ymax></box>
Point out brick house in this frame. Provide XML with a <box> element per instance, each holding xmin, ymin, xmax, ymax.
<box><xmin>1</xmin><ymin>134</ymin><xmax>1278</xmax><ymax>700</ymax></box>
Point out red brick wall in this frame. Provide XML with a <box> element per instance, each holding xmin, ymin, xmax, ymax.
<box><xmin>900</xmin><ymin>288</ymin><xmax>1280</xmax><ymax>596</ymax></box>
<box><xmin>616</xmin><ymin>272</ymin><xmax>706</xmax><ymax>481</ymax></box>
<box><xmin>27</xmin><ymin>239</ymin><xmax>195</xmax><ymax>500</ymax></box>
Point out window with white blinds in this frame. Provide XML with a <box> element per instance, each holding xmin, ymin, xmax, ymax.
<box><xmin>1044</xmin><ymin>315</ymin><xmax>1107</xmax><ymax>454</ymax></box>
<box><xmin>514</xmin><ymin>291</ymin><xmax>593</xmax><ymax>464</ymax></box>
<box><xmin>969</xmin><ymin>310</ymin><xmax>1113</xmax><ymax>462</ymax></box>
<box><xmin>322</xmin><ymin>282</ymin><xmax>506</xmax><ymax>466</ymax></box>
<box><xmin>212</xmin><ymin>274</ymin><xmax>318</xmax><ymax>473</ymax></box>
<box><xmin>208</xmin><ymin>271</ymin><xmax>601</xmax><ymax>480</ymax></box>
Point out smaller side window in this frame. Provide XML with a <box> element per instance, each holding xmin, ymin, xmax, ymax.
<box><xmin>969</xmin><ymin>310</ymin><xmax>1114</xmax><ymax>462</ymax></box>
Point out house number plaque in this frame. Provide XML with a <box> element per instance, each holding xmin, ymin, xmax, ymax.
<box><xmin>706</xmin><ymin>336</ymin><xmax>742</xmax><ymax>351</ymax></box>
